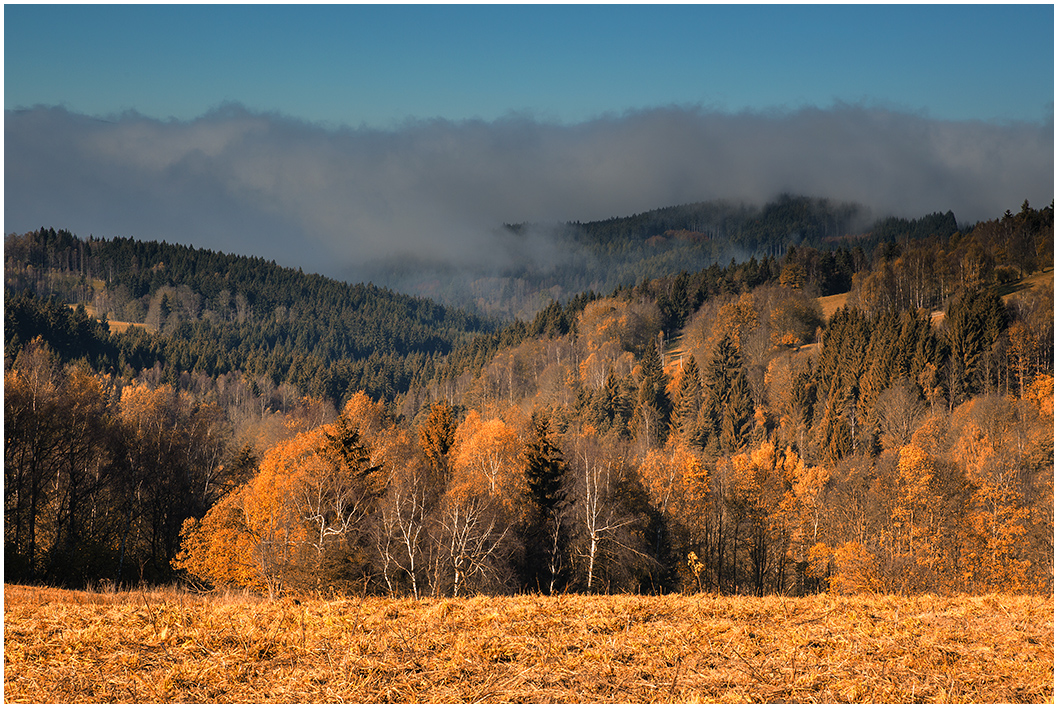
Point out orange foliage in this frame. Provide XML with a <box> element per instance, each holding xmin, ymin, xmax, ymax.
<box><xmin>639</xmin><ymin>441</ymin><xmax>710</xmax><ymax>548</ymax></box>
<box><xmin>451</xmin><ymin>411</ymin><xmax>525</xmax><ymax>509</ymax></box>
<box><xmin>829</xmin><ymin>541</ymin><xmax>881</xmax><ymax>594</ymax></box>
<box><xmin>178</xmin><ymin>404</ymin><xmax>387</xmax><ymax>594</ymax></box>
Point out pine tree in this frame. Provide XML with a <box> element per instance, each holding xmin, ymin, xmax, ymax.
<box><xmin>419</xmin><ymin>401</ymin><xmax>456</xmax><ymax>482</ymax></box>
<box><xmin>702</xmin><ymin>334</ymin><xmax>743</xmax><ymax>442</ymax></box>
<box><xmin>947</xmin><ymin>289</ymin><xmax>1007</xmax><ymax>402</ymax></box>
<box><xmin>634</xmin><ymin>337</ymin><xmax>671</xmax><ymax>445</ymax></box>
<box><xmin>524</xmin><ymin>411</ymin><xmax>567</xmax><ymax>513</ymax></box>
<box><xmin>673</xmin><ymin>355</ymin><xmax>705</xmax><ymax>446</ymax></box>
<box><xmin>521</xmin><ymin>410</ymin><xmax>570</xmax><ymax>593</ymax></box>
<box><xmin>720</xmin><ymin>369</ymin><xmax>754</xmax><ymax>453</ymax></box>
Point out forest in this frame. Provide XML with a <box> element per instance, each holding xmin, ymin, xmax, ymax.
<box><xmin>358</xmin><ymin>194</ymin><xmax>961</xmax><ymax>319</ymax></box>
<box><xmin>4</xmin><ymin>197</ymin><xmax>1053</xmax><ymax>598</ymax></box>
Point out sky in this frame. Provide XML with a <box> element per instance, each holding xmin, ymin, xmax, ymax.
<box><xmin>4</xmin><ymin>3</ymin><xmax>1055</xmax><ymax>283</ymax></box>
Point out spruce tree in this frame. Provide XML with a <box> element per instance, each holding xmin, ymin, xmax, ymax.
<box><xmin>947</xmin><ymin>288</ymin><xmax>1006</xmax><ymax>402</ymax></box>
<box><xmin>702</xmin><ymin>334</ymin><xmax>743</xmax><ymax>442</ymax></box>
<box><xmin>673</xmin><ymin>355</ymin><xmax>705</xmax><ymax>446</ymax></box>
<box><xmin>521</xmin><ymin>410</ymin><xmax>570</xmax><ymax>594</ymax></box>
<box><xmin>634</xmin><ymin>337</ymin><xmax>671</xmax><ymax>444</ymax></box>
<box><xmin>720</xmin><ymin>369</ymin><xmax>754</xmax><ymax>453</ymax></box>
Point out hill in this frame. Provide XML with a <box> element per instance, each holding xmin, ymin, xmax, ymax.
<box><xmin>4</xmin><ymin>198</ymin><xmax>1052</xmax><ymax>591</ymax></box>
<box><xmin>358</xmin><ymin>195</ymin><xmax>962</xmax><ymax>318</ymax></box>
<box><xmin>5</xmin><ymin>228</ymin><xmax>495</xmax><ymax>404</ymax></box>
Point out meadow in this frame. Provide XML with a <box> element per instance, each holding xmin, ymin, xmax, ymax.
<box><xmin>4</xmin><ymin>584</ymin><xmax>1052</xmax><ymax>703</ymax></box>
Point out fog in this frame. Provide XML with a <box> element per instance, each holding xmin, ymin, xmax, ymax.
<box><xmin>5</xmin><ymin>103</ymin><xmax>1052</xmax><ymax>284</ymax></box>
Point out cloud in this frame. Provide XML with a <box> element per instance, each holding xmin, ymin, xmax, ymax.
<box><xmin>5</xmin><ymin>103</ymin><xmax>1053</xmax><ymax>282</ymax></box>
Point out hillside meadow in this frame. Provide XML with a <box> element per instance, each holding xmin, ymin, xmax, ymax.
<box><xmin>3</xmin><ymin>584</ymin><xmax>1052</xmax><ymax>703</ymax></box>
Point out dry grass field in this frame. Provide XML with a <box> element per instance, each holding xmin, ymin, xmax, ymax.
<box><xmin>817</xmin><ymin>290</ymin><xmax>850</xmax><ymax>320</ymax></box>
<box><xmin>4</xmin><ymin>584</ymin><xmax>1052</xmax><ymax>703</ymax></box>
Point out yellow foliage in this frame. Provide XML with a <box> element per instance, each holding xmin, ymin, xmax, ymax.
<box><xmin>175</xmin><ymin>492</ymin><xmax>262</xmax><ymax>590</ymax></box>
<box><xmin>451</xmin><ymin>411</ymin><xmax>525</xmax><ymax>509</ymax></box>
<box><xmin>1026</xmin><ymin>373</ymin><xmax>1054</xmax><ymax>418</ymax></box>
<box><xmin>639</xmin><ymin>442</ymin><xmax>710</xmax><ymax>523</ymax></box>
<box><xmin>829</xmin><ymin>541</ymin><xmax>880</xmax><ymax>594</ymax></box>
<box><xmin>702</xmin><ymin>292</ymin><xmax>761</xmax><ymax>355</ymax></box>
<box><xmin>178</xmin><ymin>413</ymin><xmax>387</xmax><ymax>593</ymax></box>
<box><xmin>806</xmin><ymin>542</ymin><xmax>832</xmax><ymax>580</ymax></box>
<box><xmin>577</xmin><ymin>298</ymin><xmax>661</xmax><ymax>359</ymax></box>
<box><xmin>340</xmin><ymin>390</ymin><xmax>387</xmax><ymax>440</ymax></box>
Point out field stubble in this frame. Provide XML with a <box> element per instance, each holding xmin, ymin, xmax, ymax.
<box><xmin>3</xmin><ymin>584</ymin><xmax>1052</xmax><ymax>703</ymax></box>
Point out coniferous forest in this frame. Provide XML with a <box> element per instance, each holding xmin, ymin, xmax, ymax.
<box><xmin>4</xmin><ymin>197</ymin><xmax>1053</xmax><ymax>597</ymax></box>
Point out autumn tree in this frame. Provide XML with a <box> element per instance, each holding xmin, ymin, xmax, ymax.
<box><xmin>1006</xmin><ymin>283</ymin><xmax>1053</xmax><ymax>399</ymax></box>
<box><xmin>716</xmin><ymin>442</ymin><xmax>797</xmax><ymax>595</ymax></box>
<box><xmin>374</xmin><ymin>425</ymin><xmax>435</xmax><ymax>598</ymax></box>
<box><xmin>451</xmin><ymin>411</ymin><xmax>523</xmax><ymax>501</ymax></box>
<box><xmin>950</xmin><ymin>395</ymin><xmax>1045</xmax><ymax>592</ymax></box>
<box><xmin>782</xmin><ymin>448</ymin><xmax>831</xmax><ymax>594</ymax></box>
<box><xmin>177</xmin><ymin>398</ymin><xmax>387</xmax><ymax>595</ymax></box>
<box><xmin>437</xmin><ymin>410</ymin><xmax>526</xmax><ymax>595</ymax></box>
<box><xmin>5</xmin><ymin>338</ymin><xmax>66</xmax><ymax>580</ymax></box>
<box><xmin>116</xmin><ymin>382</ymin><xmax>204</xmax><ymax>582</ymax></box>
<box><xmin>576</xmin><ymin>298</ymin><xmax>659</xmax><ymax>397</ymax></box>
<box><xmin>764</xmin><ymin>351</ymin><xmax>816</xmax><ymax>455</ymax></box>
<box><xmin>40</xmin><ymin>365</ymin><xmax>118</xmax><ymax>584</ymax></box>
<box><xmin>177</xmin><ymin>433</ymin><xmax>313</xmax><ymax>596</ymax></box>
<box><xmin>877</xmin><ymin>444</ymin><xmax>967</xmax><ymax>593</ymax></box>
<box><xmin>638</xmin><ymin>441</ymin><xmax>711</xmax><ymax>591</ymax></box>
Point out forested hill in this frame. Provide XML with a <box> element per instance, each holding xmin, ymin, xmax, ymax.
<box><xmin>3</xmin><ymin>199</ymin><xmax>1053</xmax><ymax>589</ymax></box>
<box><xmin>5</xmin><ymin>198</ymin><xmax>1050</xmax><ymax>409</ymax></box>
<box><xmin>361</xmin><ymin>194</ymin><xmax>962</xmax><ymax>318</ymax></box>
<box><xmin>5</xmin><ymin>229</ymin><xmax>493</xmax><ymax>402</ymax></box>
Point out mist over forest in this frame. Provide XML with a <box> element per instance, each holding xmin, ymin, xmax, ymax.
<box><xmin>6</xmin><ymin>103</ymin><xmax>1052</xmax><ymax>299</ymax></box>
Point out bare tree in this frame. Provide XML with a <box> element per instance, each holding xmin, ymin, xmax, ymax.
<box><xmin>875</xmin><ymin>380</ymin><xmax>927</xmax><ymax>451</ymax></box>
<box><xmin>439</xmin><ymin>496</ymin><xmax>510</xmax><ymax>597</ymax></box>
<box><xmin>566</xmin><ymin>432</ymin><xmax>654</xmax><ymax>592</ymax></box>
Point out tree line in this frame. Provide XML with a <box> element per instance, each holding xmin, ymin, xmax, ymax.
<box><xmin>176</xmin><ymin>275</ymin><xmax>1052</xmax><ymax>597</ymax></box>
<box><xmin>4</xmin><ymin>199</ymin><xmax>1052</xmax><ymax>594</ymax></box>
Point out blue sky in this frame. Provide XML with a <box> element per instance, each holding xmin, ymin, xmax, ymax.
<box><xmin>6</xmin><ymin>4</ymin><xmax>1053</xmax><ymax>126</ymax></box>
<box><xmin>4</xmin><ymin>4</ymin><xmax>1054</xmax><ymax>283</ymax></box>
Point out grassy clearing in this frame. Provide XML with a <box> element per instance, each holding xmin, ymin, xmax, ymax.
<box><xmin>1001</xmin><ymin>267</ymin><xmax>1053</xmax><ymax>302</ymax></box>
<box><xmin>66</xmin><ymin>303</ymin><xmax>156</xmax><ymax>334</ymax></box>
<box><xmin>4</xmin><ymin>585</ymin><xmax>1051</xmax><ymax>703</ymax></box>
<box><xmin>817</xmin><ymin>290</ymin><xmax>850</xmax><ymax>320</ymax></box>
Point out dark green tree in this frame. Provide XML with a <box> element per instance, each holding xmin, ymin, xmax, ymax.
<box><xmin>702</xmin><ymin>334</ymin><xmax>743</xmax><ymax>443</ymax></box>
<box><xmin>633</xmin><ymin>337</ymin><xmax>671</xmax><ymax>445</ymax></box>
<box><xmin>521</xmin><ymin>410</ymin><xmax>570</xmax><ymax>593</ymax></box>
<box><xmin>672</xmin><ymin>355</ymin><xmax>706</xmax><ymax>446</ymax></box>
<box><xmin>720</xmin><ymin>369</ymin><xmax>754</xmax><ymax>453</ymax></box>
<box><xmin>946</xmin><ymin>289</ymin><xmax>1007</xmax><ymax>403</ymax></box>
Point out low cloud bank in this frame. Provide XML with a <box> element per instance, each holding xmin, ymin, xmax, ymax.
<box><xmin>6</xmin><ymin>103</ymin><xmax>1052</xmax><ymax>282</ymax></box>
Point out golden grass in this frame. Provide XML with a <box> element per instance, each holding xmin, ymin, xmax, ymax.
<box><xmin>817</xmin><ymin>290</ymin><xmax>850</xmax><ymax>320</ymax></box>
<box><xmin>106</xmin><ymin>320</ymin><xmax>156</xmax><ymax>334</ymax></box>
<box><xmin>4</xmin><ymin>584</ymin><xmax>1052</xmax><ymax>703</ymax></box>
<box><xmin>1002</xmin><ymin>268</ymin><xmax>1053</xmax><ymax>303</ymax></box>
<box><xmin>66</xmin><ymin>303</ymin><xmax>156</xmax><ymax>334</ymax></box>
